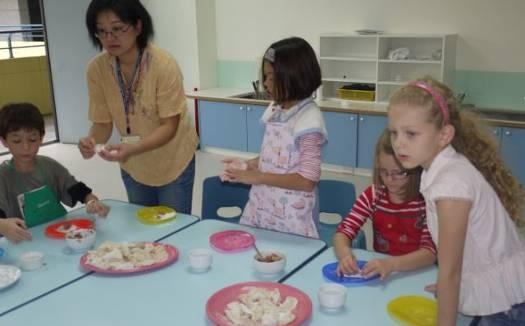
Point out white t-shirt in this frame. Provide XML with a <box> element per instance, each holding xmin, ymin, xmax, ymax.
<box><xmin>420</xmin><ymin>145</ymin><xmax>525</xmax><ymax>316</ymax></box>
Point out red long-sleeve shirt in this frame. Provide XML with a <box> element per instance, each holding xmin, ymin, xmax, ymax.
<box><xmin>336</xmin><ymin>184</ymin><xmax>436</xmax><ymax>256</ymax></box>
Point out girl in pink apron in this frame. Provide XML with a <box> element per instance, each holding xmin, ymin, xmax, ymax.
<box><xmin>223</xmin><ymin>37</ymin><xmax>327</xmax><ymax>238</ymax></box>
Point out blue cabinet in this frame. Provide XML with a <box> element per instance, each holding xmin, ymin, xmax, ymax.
<box><xmin>198</xmin><ymin>100</ymin><xmax>266</xmax><ymax>153</ymax></box>
<box><xmin>357</xmin><ymin>115</ymin><xmax>388</xmax><ymax>169</ymax></box>
<box><xmin>491</xmin><ymin>126</ymin><xmax>525</xmax><ymax>187</ymax></box>
<box><xmin>322</xmin><ymin>112</ymin><xmax>358</xmax><ymax>166</ymax></box>
<box><xmin>246</xmin><ymin>105</ymin><xmax>266</xmax><ymax>153</ymax></box>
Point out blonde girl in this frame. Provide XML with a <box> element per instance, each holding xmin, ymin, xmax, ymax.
<box><xmin>334</xmin><ymin>129</ymin><xmax>436</xmax><ymax>280</ymax></box>
<box><xmin>388</xmin><ymin>77</ymin><xmax>525</xmax><ymax>325</ymax></box>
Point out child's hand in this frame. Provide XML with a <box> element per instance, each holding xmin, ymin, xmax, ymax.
<box><xmin>424</xmin><ymin>283</ymin><xmax>437</xmax><ymax>295</ymax></box>
<box><xmin>220</xmin><ymin>158</ymin><xmax>249</xmax><ymax>182</ymax></box>
<box><xmin>223</xmin><ymin>168</ymin><xmax>260</xmax><ymax>185</ymax></box>
<box><xmin>245</xmin><ymin>157</ymin><xmax>259</xmax><ymax>171</ymax></box>
<box><xmin>0</xmin><ymin>218</ymin><xmax>32</xmax><ymax>243</ymax></box>
<box><xmin>78</xmin><ymin>137</ymin><xmax>96</xmax><ymax>159</ymax></box>
<box><xmin>336</xmin><ymin>252</ymin><xmax>360</xmax><ymax>276</ymax></box>
<box><xmin>86</xmin><ymin>200</ymin><xmax>110</xmax><ymax>218</ymax></box>
<box><xmin>362</xmin><ymin>258</ymin><xmax>395</xmax><ymax>280</ymax></box>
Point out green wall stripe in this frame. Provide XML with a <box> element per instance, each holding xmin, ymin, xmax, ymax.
<box><xmin>455</xmin><ymin>71</ymin><xmax>525</xmax><ymax>111</ymax></box>
<box><xmin>217</xmin><ymin>60</ymin><xmax>525</xmax><ymax>111</ymax></box>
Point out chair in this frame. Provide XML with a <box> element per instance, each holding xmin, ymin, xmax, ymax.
<box><xmin>201</xmin><ymin>176</ymin><xmax>251</xmax><ymax>223</ymax></box>
<box><xmin>318</xmin><ymin>179</ymin><xmax>367</xmax><ymax>249</ymax></box>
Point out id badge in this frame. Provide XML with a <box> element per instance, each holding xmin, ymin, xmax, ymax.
<box><xmin>121</xmin><ymin>134</ymin><xmax>142</xmax><ymax>144</ymax></box>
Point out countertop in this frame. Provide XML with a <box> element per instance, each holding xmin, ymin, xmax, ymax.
<box><xmin>187</xmin><ymin>88</ymin><xmax>525</xmax><ymax>128</ymax></box>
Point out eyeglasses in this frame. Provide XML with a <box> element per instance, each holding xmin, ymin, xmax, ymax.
<box><xmin>379</xmin><ymin>169</ymin><xmax>409</xmax><ymax>180</ymax></box>
<box><xmin>95</xmin><ymin>25</ymin><xmax>131</xmax><ymax>39</ymax></box>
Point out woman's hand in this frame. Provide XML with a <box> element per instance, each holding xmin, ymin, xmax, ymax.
<box><xmin>86</xmin><ymin>200</ymin><xmax>110</xmax><ymax>218</ymax></box>
<box><xmin>98</xmin><ymin>143</ymin><xmax>136</xmax><ymax>162</ymax></box>
<box><xmin>78</xmin><ymin>137</ymin><xmax>96</xmax><ymax>159</ymax></box>
<box><xmin>336</xmin><ymin>252</ymin><xmax>360</xmax><ymax>276</ymax></box>
<box><xmin>362</xmin><ymin>258</ymin><xmax>395</xmax><ymax>280</ymax></box>
<box><xmin>0</xmin><ymin>218</ymin><xmax>32</xmax><ymax>243</ymax></box>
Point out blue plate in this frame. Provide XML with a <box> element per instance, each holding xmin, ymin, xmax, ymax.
<box><xmin>322</xmin><ymin>260</ymin><xmax>380</xmax><ymax>286</ymax></box>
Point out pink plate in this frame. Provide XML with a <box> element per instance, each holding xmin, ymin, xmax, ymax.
<box><xmin>209</xmin><ymin>230</ymin><xmax>254</xmax><ymax>253</ymax></box>
<box><xmin>206</xmin><ymin>281</ymin><xmax>312</xmax><ymax>326</ymax></box>
<box><xmin>80</xmin><ymin>243</ymin><xmax>178</xmax><ymax>274</ymax></box>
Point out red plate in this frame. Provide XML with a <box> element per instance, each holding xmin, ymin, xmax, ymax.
<box><xmin>209</xmin><ymin>230</ymin><xmax>254</xmax><ymax>253</ymax></box>
<box><xmin>206</xmin><ymin>281</ymin><xmax>312</xmax><ymax>326</ymax></box>
<box><xmin>80</xmin><ymin>243</ymin><xmax>178</xmax><ymax>274</ymax></box>
<box><xmin>45</xmin><ymin>219</ymin><xmax>94</xmax><ymax>239</ymax></box>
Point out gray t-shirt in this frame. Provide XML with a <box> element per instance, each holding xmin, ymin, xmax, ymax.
<box><xmin>0</xmin><ymin>155</ymin><xmax>79</xmax><ymax>218</ymax></box>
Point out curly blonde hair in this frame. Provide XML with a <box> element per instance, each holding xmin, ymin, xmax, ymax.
<box><xmin>372</xmin><ymin>129</ymin><xmax>422</xmax><ymax>202</ymax></box>
<box><xmin>389</xmin><ymin>77</ymin><xmax>524</xmax><ymax>225</ymax></box>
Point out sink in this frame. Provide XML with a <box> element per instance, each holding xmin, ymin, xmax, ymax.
<box><xmin>231</xmin><ymin>92</ymin><xmax>271</xmax><ymax>101</ymax></box>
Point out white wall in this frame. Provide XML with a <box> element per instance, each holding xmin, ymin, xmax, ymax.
<box><xmin>43</xmin><ymin>0</ymin><xmax>97</xmax><ymax>144</ymax></box>
<box><xmin>214</xmin><ymin>0</ymin><xmax>525</xmax><ymax>73</ymax></box>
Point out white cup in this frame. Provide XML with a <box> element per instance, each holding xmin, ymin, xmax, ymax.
<box><xmin>188</xmin><ymin>248</ymin><xmax>212</xmax><ymax>272</ymax></box>
<box><xmin>318</xmin><ymin>283</ymin><xmax>347</xmax><ymax>311</ymax></box>
<box><xmin>19</xmin><ymin>251</ymin><xmax>44</xmax><ymax>271</ymax></box>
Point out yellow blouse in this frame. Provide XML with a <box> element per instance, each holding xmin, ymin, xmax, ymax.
<box><xmin>86</xmin><ymin>44</ymin><xmax>198</xmax><ymax>186</ymax></box>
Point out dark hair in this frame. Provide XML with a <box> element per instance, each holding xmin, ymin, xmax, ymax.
<box><xmin>372</xmin><ymin>128</ymin><xmax>422</xmax><ymax>202</ymax></box>
<box><xmin>261</xmin><ymin>37</ymin><xmax>321</xmax><ymax>103</ymax></box>
<box><xmin>0</xmin><ymin>103</ymin><xmax>45</xmax><ymax>138</ymax></box>
<box><xmin>86</xmin><ymin>0</ymin><xmax>154</xmax><ymax>50</ymax></box>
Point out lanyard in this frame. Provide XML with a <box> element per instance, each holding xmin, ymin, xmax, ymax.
<box><xmin>116</xmin><ymin>50</ymin><xmax>143</xmax><ymax>135</ymax></box>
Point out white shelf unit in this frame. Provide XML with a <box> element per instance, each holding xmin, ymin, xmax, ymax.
<box><xmin>319</xmin><ymin>34</ymin><xmax>456</xmax><ymax>103</ymax></box>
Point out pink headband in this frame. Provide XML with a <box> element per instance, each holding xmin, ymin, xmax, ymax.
<box><xmin>409</xmin><ymin>81</ymin><xmax>450</xmax><ymax>125</ymax></box>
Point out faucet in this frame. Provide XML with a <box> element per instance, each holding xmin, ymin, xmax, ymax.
<box><xmin>252</xmin><ymin>80</ymin><xmax>260</xmax><ymax>98</ymax></box>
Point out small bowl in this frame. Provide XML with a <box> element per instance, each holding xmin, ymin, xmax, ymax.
<box><xmin>65</xmin><ymin>228</ymin><xmax>96</xmax><ymax>253</ymax></box>
<box><xmin>252</xmin><ymin>250</ymin><xmax>286</xmax><ymax>275</ymax></box>
<box><xmin>19</xmin><ymin>251</ymin><xmax>44</xmax><ymax>271</ymax></box>
<box><xmin>188</xmin><ymin>248</ymin><xmax>212</xmax><ymax>272</ymax></box>
<box><xmin>318</xmin><ymin>283</ymin><xmax>347</xmax><ymax>311</ymax></box>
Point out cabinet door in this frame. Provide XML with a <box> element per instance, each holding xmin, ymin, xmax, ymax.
<box><xmin>500</xmin><ymin>127</ymin><xmax>525</xmax><ymax>187</ymax></box>
<box><xmin>322</xmin><ymin>112</ymin><xmax>357</xmax><ymax>166</ymax></box>
<box><xmin>198</xmin><ymin>101</ymin><xmax>247</xmax><ymax>151</ymax></box>
<box><xmin>357</xmin><ymin>114</ymin><xmax>388</xmax><ymax>169</ymax></box>
<box><xmin>246</xmin><ymin>105</ymin><xmax>267</xmax><ymax>153</ymax></box>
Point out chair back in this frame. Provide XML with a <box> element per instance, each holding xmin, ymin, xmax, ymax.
<box><xmin>201</xmin><ymin>176</ymin><xmax>251</xmax><ymax>223</ymax></box>
<box><xmin>318</xmin><ymin>179</ymin><xmax>366</xmax><ymax>249</ymax></box>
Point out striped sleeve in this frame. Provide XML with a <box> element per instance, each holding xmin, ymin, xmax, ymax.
<box><xmin>336</xmin><ymin>185</ymin><xmax>376</xmax><ymax>240</ymax></box>
<box><xmin>297</xmin><ymin>133</ymin><xmax>323</xmax><ymax>182</ymax></box>
<box><xmin>418</xmin><ymin>208</ymin><xmax>437</xmax><ymax>255</ymax></box>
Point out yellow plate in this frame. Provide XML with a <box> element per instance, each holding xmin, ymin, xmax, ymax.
<box><xmin>136</xmin><ymin>206</ymin><xmax>176</xmax><ymax>225</ymax></box>
<box><xmin>387</xmin><ymin>295</ymin><xmax>437</xmax><ymax>326</ymax></box>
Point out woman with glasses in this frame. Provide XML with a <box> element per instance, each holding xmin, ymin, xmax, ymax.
<box><xmin>78</xmin><ymin>0</ymin><xmax>198</xmax><ymax>214</ymax></box>
<box><xmin>333</xmin><ymin>129</ymin><xmax>436</xmax><ymax>280</ymax></box>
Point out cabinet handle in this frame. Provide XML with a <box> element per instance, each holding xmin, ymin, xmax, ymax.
<box><xmin>239</xmin><ymin>106</ymin><xmax>244</xmax><ymax>111</ymax></box>
<box><xmin>504</xmin><ymin>130</ymin><xmax>511</xmax><ymax>136</ymax></box>
<box><xmin>247</xmin><ymin>107</ymin><xmax>252</xmax><ymax>111</ymax></box>
<box><xmin>493</xmin><ymin>129</ymin><xmax>499</xmax><ymax>135</ymax></box>
<box><xmin>359</xmin><ymin>117</ymin><xmax>364</xmax><ymax>121</ymax></box>
<box><xmin>350</xmin><ymin>116</ymin><xmax>355</xmax><ymax>121</ymax></box>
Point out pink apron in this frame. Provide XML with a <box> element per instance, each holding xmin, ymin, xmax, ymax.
<box><xmin>240</xmin><ymin>101</ymin><xmax>319</xmax><ymax>238</ymax></box>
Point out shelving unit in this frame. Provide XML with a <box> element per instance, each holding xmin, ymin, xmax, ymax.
<box><xmin>319</xmin><ymin>33</ymin><xmax>457</xmax><ymax>104</ymax></box>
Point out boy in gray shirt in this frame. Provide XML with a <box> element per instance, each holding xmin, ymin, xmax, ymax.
<box><xmin>0</xmin><ymin>103</ymin><xmax>109</xmax><ymax>243</ymax></box>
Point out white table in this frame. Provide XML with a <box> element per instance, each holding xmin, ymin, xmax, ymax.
<box><xmin>0</xmin><ymin>219</ymin><xmax>326</xmax><ymax>325</ymax></box>
<box><xmin>0</xmin><ymin>200</ymin><xmax>198</xmax><ymax>316</ymax></box>
<box><xmin>283</xmin><ymin>248</ymin><xmax>473</xmax><ymax>325</ymax></box>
